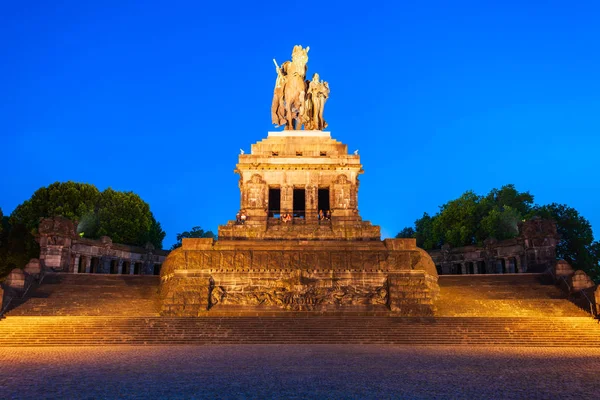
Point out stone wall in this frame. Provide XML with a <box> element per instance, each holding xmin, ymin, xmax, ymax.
<box><xmin>429</xmin><ymin>218</ymin><xmax>559</xmax><ymax>275</ymax></box>
<box><xmin>161</xmin><ymin>131</ymin><xmax>439</xmax><ymax>316</ymax></box>
<box><xmin>160</xmin><ymin>238</ymin><xmax>439</xmax><ymax>316</ymax></box>
<box><xmin>219</xmin><ymin>131</ymin><xmax>379</xmax><ymax>241</ymax></box>
<box><xmin>37</xmin><ymin>217</ymin><xmax>168</xmax><ymax>276</ymax></box>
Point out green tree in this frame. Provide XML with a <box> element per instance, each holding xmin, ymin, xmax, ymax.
<box><xmin>528</xmin><ymin>203</ymin><xmax>599</xmax><ymax>279</ymax></box>
<box><xmin>414</xmin><ymin>213</ymin><xmax>438</xmax><ymax>250</ymax></box>
<box><xmin>96</xmin><ymin>188</ymin><xmax>153</xmax><ymax>247</ymax></box>
<box><xmin>485</xmin><ymin>184</ymin><xmax>534</xmax><ymax>216</ymax></box>
<box><xmin>395</xmin><ymin>227</ymin><xmax>415</xmax><ymax>239</ymax></box>
<box><xmin>432</xmin><ymin>191</ymin><xmax>483</xmax><ymax>247</ymax></box>
<box><xmin>398</xmin><ymin>185</ymin><xmax>536</xmax><ymax>249</ymax></box>
<box><xmin>9</xmin><ymin>181</ymin><xmax>166</xmax><ymax>249</ymax></box>
<box><xmin>0</xmin><ymin>218</ymin><xmax>39</xmax><ymax>279</ymax></box>
<box><xmin>144</xmin><ymin>214</ymin><xmax>167</xmax><ymax>250</ymax></box>
<box><xmin>171</xmin><ymin>226</ymin><xmax>216</xmax><ymax>250</ymax></box>
<box><xmin>480</xmin><ymin>205</ymin><xmax>522</xmax><ymax>241</ymax></box>
<box><xmin>11</xmin><ymin>181</ymin><xmax>100</xmax><ymax>231</ymax></box>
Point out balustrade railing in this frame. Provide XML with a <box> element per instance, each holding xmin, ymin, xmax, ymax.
<box><xmin>267</xmin><ymin>210</ymin><xmax>332</xmax><ymax>225</ymax></box>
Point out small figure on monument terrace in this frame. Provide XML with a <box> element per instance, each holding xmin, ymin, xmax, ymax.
<box><xmin>159</xmin><ymin>45</ymin><xmax>440</xmax><ymax>316</ymax></box>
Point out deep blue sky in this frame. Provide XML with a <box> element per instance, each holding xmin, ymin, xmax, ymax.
<box><xmin>1</xmin><ymin>1</ymin><xmax>599</xmax><ymax>248</ymax></box>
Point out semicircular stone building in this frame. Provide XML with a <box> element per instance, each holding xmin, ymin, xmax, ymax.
<box><xmin>160</xmin><ymin>129</ymin><xmax>440</xmax><ymax>316</ymax></box>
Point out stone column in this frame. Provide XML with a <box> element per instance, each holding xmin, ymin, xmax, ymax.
<box><xmin>505</xmin><ymin>258</ymin><xmax>515</xmax><ymax>273</ymax></box>
<box><xmin>73</xmin><ymin>254</ymin><xmax>80</xmax><ymax>274</ymax></box>
<box><xmin>130</xmin><ymin>261</ymin><xmax>136</xmax><ymax>275</ymax></box>
<box><xmin>496</xmin><ymin>259</ymin><xmax>503</xmax><ymax>274</ymax></box>
<box><xmin>305</xmin><ymin>185</ymin><xmax>318</xmax><ymax>223</ymax></box>
<box><xmin>460</xmin><ymin>263</ymin><xmax>467</xmax><ymax>275</ymax></box>
<box><xmin>521</xmin><ymin>255</ymin><xmax>528</xmax><ymax>273</ymax></box>
<box><xmin>85</xmin><ymin>257</ymin><xmax>92</xmax><ymax>273</ymax></box>
<box><xmin>280</xmin><ymin>185</ymin><xmax>293</xmax><ymax>214</ymax></box>
<box><xmin>515</xmin><ymin>256</ymin><xmax>523</xmax><ymax>273</ymax></box>
<box><xmin>117</xmin><ymin>259</ymin><xmax>124</xmax><ymax>275</ymax></box>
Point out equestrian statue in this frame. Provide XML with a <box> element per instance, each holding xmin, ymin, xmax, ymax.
<box><xmin>271</xmin><ymin>45</ymin><xmax>329</xmax><ymax>131</ymax></box>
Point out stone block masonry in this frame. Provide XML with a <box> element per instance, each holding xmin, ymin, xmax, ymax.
<box><xmin>160</xmin><ymin>130</ymin><xmax>439</xmax><ymax>316</ymax></box>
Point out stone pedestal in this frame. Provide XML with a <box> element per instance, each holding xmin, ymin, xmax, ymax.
<box><xmin>160</xmin><ymin>238</ymin><xmax>439</xmax><ymax>316</ymax></box>
<box><xmin>160</xmin><ymin>131</ymin><xmax>439</xmax><ymax>316</ymax></box>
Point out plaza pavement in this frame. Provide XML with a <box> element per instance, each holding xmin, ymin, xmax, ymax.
<box><xmin>1</xmin><ymin>345</ymin><xmax>599</xmax><ymax>399</ymax></box>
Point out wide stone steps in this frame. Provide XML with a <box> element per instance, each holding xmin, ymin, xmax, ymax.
<box><xmin>3</xmin><ymin>273</ymin><xmax>161</xmax><ymax>317</ymax></box>
<box><xmin>435</xmin><ymin>274</ymin><xmax>590</xmax><ymax>317</ymax></box>
<box><xmin>1</xmin><ymin>317</ymin><xmax>599</xmax><ymax>347</ymax></box>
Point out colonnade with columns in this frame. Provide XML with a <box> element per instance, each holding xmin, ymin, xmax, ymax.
<box><xmin>436</xmin><ymin>255</ymin><xmax>527</xmax><ymax>275</ymax></box>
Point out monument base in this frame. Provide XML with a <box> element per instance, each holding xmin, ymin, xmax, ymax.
<box><xmin>159</xmin><ymin>238</ymin><xmax>439</xmax><ymax>316</ymax></box>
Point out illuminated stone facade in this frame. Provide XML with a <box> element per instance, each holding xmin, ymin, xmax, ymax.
<box><xmin>429</xmin><ymin>218</ymin><xmax>559</xmax><ymax>275</ymax></box>
<box><xmin>37</xmin><ymin>217</ymin><xmax>168</xmax><ymax>276</ymax></box>
<box><xmin>160</xmin><ymin>131</ymin><xmax>440</xmax><ymax>316</ymax></box>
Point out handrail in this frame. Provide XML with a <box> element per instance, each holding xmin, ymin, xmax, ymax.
<box><xmin>558</xmin><ymin>275</ymin><xmax>572</xmax><ymax>293</ymax></box>
<box><xmin>546</xmin><ymin>267</ymin><xmax>598</xmax><ymax>320</ymax></box>
<box><xmin>580</xmin><ymin>289</ymin><xmax>597</xmax><ymax>318</ymax></box>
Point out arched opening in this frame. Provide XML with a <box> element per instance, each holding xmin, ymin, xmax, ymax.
<box><xmin>435</xmin><ymin>264</ymin><xmax>442</xmax><ymax>275</ymax></box>
<box><xmin>134</xmin><ymin>262</ymin><xmax>142</xmax><ymax>275</ymax></box>
<box><xmin>78</xmin><ymin>256</ymin><xmax>86</xmax><ymax>273</ymax></box>
<box><xmin>268</xmin><ymin>187</ymin><xmax>281</xmax><ymax>218</ymax></box>
<box><xmin>293</xmin><ymin>188</ymin><xmax>306</xmax><ymax>219</ymax></box>
<box><xmin>468</xmin><ymin>262</ymin><xmax>475</xmax><ymax>274</ymax></box>
<box><xmin>153</xmin><ymin>263</ymin><xmax>162</xmax><ymax>275</ymax></box>
<box><xmin>110</xmin><ymin>259</ymin><xmax>118</xmax><ymax>274</ymax></box>
<box><xmin>122</xmin><ymin>261</ymin><xmax>130</xmax><ymax>275</ymax></box>
<box><xmin>506</xmin><ymin>258</ymin><xmax>516</xmax><ymax>273</ymax></box>
<box><xmin>479</xmin><ymin>261</ymin><xmax>487</xmax><ymax>274</ymax></box>
<box><xmin>318</xmin><ymin>188</ymin><xmax>330</xmax><ymax>217</ymax></box>
<box><xmin>454</xmin><ymin>263</ymin><xmax>463</xmax><ymax>275</ymax></box>
<box><xmin>496</xmin><ymin>259</ymin><xmax>505</xmax><ymax>274</ymax></box>
<box><xmin>90</xmin><ymin>257</ymin><xmax>100</xmax><ymax>273</ymax></box>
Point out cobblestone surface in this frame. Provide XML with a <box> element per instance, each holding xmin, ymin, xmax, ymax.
<box><xmin>1</xmin><ymin>345</ymin><xmax>599</xmax><ymax>399</ymax></box>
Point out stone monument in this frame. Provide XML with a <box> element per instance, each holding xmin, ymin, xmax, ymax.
<box><xmin>159</xmin><ymin>46</ymin><xmax>439</xmax><ymax>316</ymax></box>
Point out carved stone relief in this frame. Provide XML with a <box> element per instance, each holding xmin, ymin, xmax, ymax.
<box><xmin>207</xmin><ymin>271</ymin><xmax>388</xmax><ymax>311</ymax></box>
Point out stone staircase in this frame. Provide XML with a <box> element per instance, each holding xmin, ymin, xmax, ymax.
<box><xmin>1</xmin><ymin>272</ymin><xmax>599</xmax><ymax>346</ymax></box>
<box><xmin>435</xmin><ymin>274</ymin><xmax>590</xmax><ymax>317</ymax></box>
<box><xmin>0</xmin><ymin>316</ymin><xmax>599</xmax><ymax>346</ymax></box>
<box><xmin>3</xmin><ymin>273</ymin><xmax>160</xmax><ymax>317</ymax></box>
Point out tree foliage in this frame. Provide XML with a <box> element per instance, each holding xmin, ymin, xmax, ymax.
<box><xmin>397</xmin><ymin>184</ymin><xmax>600</xmax><ymax>281</ymax></box>
<box><xmin>9</xmin><ymin>181</ymin><xmax>166</xmax><ymax>249</ymax></box>
<box><xmin>11</xmin><ymin>181</ymin><xmax>100</xmax><ymax>232</ymax></box>
<box><xmin>144</xmin><ymin>215</ymin><xmax>167</xmax><ymax>251</ymax></box>
<box><xmin>96</xmin><ymin>188</ymin><xmax>152</xmax><ymax>246</ymax></box>
<box><xmin>395</xmin><ymin>227</ymin><xmax>415</xmax><ymax>239</ymax></box>
<box><xmin>171</xmin><ymin>226</ymin><xmax>216</xmax><ymax>250</ymax></box>
<box><xmin>0</xmin><ymin>217</ymin><xmax>39</xmax><ymax>279</ymax></box>
<box><xmin>400</xmin><ymin>184</ymin><xmax>534</xmax><ymax>250</ymax></box>
<box><xmin>527</xmin><ymin>203</ymin><xmax>600</xmax><ymax>280</ymax></box>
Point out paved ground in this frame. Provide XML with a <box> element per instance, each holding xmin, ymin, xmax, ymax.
<box><xmin>1</xmin><ymin>345</ymin><xmax>599</xmax><ymax>399</ymax></box>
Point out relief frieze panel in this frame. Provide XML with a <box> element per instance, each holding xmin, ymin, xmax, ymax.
<box><xmin>208</xmin><ymin>270</ymin><xmax>389</xmax><ymax>311</ymax></box>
